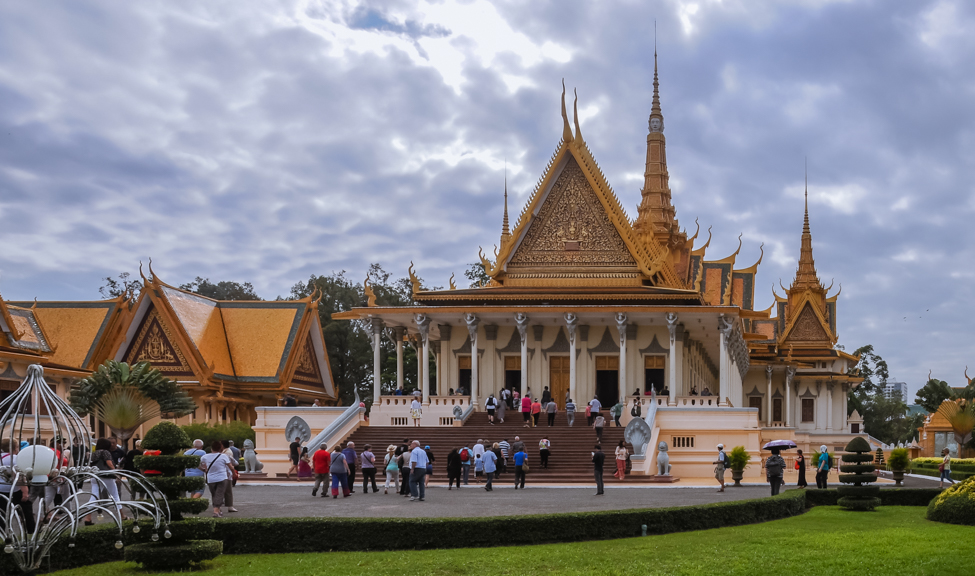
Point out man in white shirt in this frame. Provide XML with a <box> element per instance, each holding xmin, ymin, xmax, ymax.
<box><xmin>482</xmin><ymin>448</ymin><xmax>498</xmax><ymax>491</ymax></box>
<box><xmin>589</xmin><ymin>396</ymin><xmax>602</xmax><ymax>421</ymax></box>
<box><xmin>408</xmin><ymin>440</ymin><xmax>429</xmax><ymax>501</ymax></box>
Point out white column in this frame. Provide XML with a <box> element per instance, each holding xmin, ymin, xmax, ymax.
<box><xmin>394</xmin><ymin>327</ymin><xmax>405</xmax><ymax>391</ymax></box>
<box><xmin>465</xmin><ymin>314</ymin><xmax>480</xmax><ymax>407</ymax></box>
<box><xmin>439</xmin><ymin>325</ymin><xmax>451</xmax><ymax>395</ymax></box>
<box><xmin>369</xmin><ymin>318</ymin><xmax>383</xmax><ymax>404</ymax></box>
<box><xmin>766</xmin><ymin>365</ymin><xmax>773</xmax><ymax>427</ymax></box>
<box><xmin>718</xmin><ymin>314</ymin><xmax>732</xmax><ymax>406</ymax></box>
<box><xmin>615</xmin><ymin>313</ymin><xmax>627</xmax><ymax>402</ymax></box>
<box><xmin>666</xmin><ymin>313</ymin><xmax>678</xmax><ymax>405</ymax></box>
<box><xmin>415</xmin><ymin>314</ymin><xmax>431</xmax><ymax>405</ymax></box>
<box><xmin>785</xmin><ymin>367</ymin><xmax>795</xmax><ymax>427</ymax></box>
<box><xmin>826</xmin><ymin>382</ymin><xmax>834</xmax><ymax>431</ymax></box>
<box><xmin>565</xmin><ymin>313</ymin><xmax>578</xmax><ymax>403</ymax></box>
<box><xmin>515</xmin><ymin>313</ymin><xmax>530</xmax><ymax>394</ymax></box>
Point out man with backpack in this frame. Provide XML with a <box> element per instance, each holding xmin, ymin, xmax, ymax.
<box><xmin>713</xmin><ymin>444</ymin><xmax>729</xmax><ymax>493</ymax></box>
<box><xmin>766</xmin><ymin>448</ymin><xmax>786</xmax><ymax>496</ymax></box>
<box><xmin>816</xmin><ymin>445</ymin><xmax>831</xmax><ymax>489</ymax></box>
<box><xmin>459</xmin><ymin>444</ymin><xmax>472</xmax><ymax>485</ymax></box>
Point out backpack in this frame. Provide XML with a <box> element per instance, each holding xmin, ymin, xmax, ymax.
<box><xmin>766</xmin><ymin>457</ymin><xmax>784</xmax><ymax>477</ymax></box>
<box><xmin>721</xmin><ymin>451</ymin><xmax>730</xmax><ymax>467</ymax></box>
<box><xmin>460</xmin><ymin>448</ymin><xmax>470</xmax><ymax>462</ymax></box>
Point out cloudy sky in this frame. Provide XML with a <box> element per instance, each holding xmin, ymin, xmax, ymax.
<box><xmin>1</xmin><ymin>0</ymin><xmax>973</xmax><ymax>398</ymax></box>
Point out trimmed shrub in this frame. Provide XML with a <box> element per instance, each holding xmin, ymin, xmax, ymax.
<box><xmin>888</xmin><ymin>448</ymin><xmax>910</xmax><ymax>471</ymax></box>
<box><xmin>142</xmin><ymin>421</ymin><xmax>192</xmax><ymax>455</ymax></box>
<box><xmin>912</xmin><ymin>457</ymin><xmax>975</xmax><ymax>472</ymax></box>
<box><xmin>804</xmin><ymin>488</ymin><xmax>941</xmax><ymax>508</ymax></box>
<box><xmin>133</xmin><ymin>454</ymin><xmax>202</xmax><ymax>475</ymax></box>
<box><xmin>124</xmin><ymin>540</ymin><xmax>223</xmax><ymax>570</ymax></box>
<box><xmin>804</xmin><ymin>489</ymin><xmax>839</xmax><ymax>507</ymax></box>
<box><xmin>728</xmin><ymin>445</ymin><xmax>750</xmax><ymax>470</ymax></box>
<box><xmin>910</xmin><ymin>468</ymin><xmax>974</xmax><ymax>481</ymax></box>
<box><xmin>927</xmin><ymin>476</ymin><xmax>975</xmax><ymax>526</ymax></box>
<box><xmin>181</xmin><ymin>421</ymin><xmax>255</xmax><ymax>451</ymax></box>
<box><xmin>838</xmin><ymin>437</ymin><xmax>880</xmax><ymax>511</ymax></box>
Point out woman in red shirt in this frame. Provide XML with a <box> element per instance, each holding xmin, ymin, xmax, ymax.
<box><xmin>531</xmin><ymin>399</ymin><xmax>542</xmax><ymax>427</ymax></box>
<box><xmin>521</xmin><ymin>396</ymin><xmax>532</xmax><ymax>427</ymax></box>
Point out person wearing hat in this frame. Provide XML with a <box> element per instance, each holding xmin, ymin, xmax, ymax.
<box><xmin>423</xmin><ymin>445</ymin><xmax>435</xmax><ymax>487</ymax></box>
<box><xmin>816</xmin><ymin>445</ymin><xmax>831</xmax><ymax>489</ymax></box>
<box><xmin>713</xmin><ymin>444</ymin><xmax>728</xmax><ymax>493</ymax></box>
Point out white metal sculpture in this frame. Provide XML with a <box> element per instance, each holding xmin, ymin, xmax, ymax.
<box><xmin>0</xmin><ymin>365</ymin><xmax>171</xmax><ymax>573</ymax></box>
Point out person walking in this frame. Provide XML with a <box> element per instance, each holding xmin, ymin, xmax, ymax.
<box><xmin>423</xmin><ymin>445</ymin><xmax>435</xmax><ymax>487</ymax></box>
<box><xmin>491</xmin><ymin>442</ymin><xmax>503</xmax><ymax>479</ymax></box>
<box><xmin>446</xmin><ymin>447</ymin><xmax>462</xmax><ymax>490</ymax></box>
<box><xmin>531</xmin><ymin>398</ymin><xmax>542</xmax><ymax>427</ymax></box>
<box><xmin>496</xmin><ymin>396</ymin><xmax>505</xmax><ymax>424</ymax></box>
<box><xmin>485</xmin><ymin>394</ymin><xmax>498</xmax><ymax>424</ymax></box>
<box><xmin>592</xmin><ymin>444</ymin><xmax>605</xmax><ymax>495</ymax></box>
<box><xmin>766</xmin><ymin>448</ymin><xmax>786</xmax><ymax>496</ymax></box>
<box><xmin>546</xmin><ymin>399</ymin><xmax>558</xmax><ymax>427</ymax></box>
<box><xmin>565</xmin><ymin>398</ymin><xmax>576</xmax><ymax>427</ymax></box>
<box><xmin>397</xmin><ymin>440</ymin><xmax>411</xmax><ymax>496</ymax></box>
<box><xmin>200</xmin><ymin>440</ymin><xmax>237</xmax><ymax>517</ymax></box>
<box><xmin>588</xmin><ymin>396</ymin><xmax>602</xmax><ymax>423</ymax></box>
<box><xmin>610</xmin><ymin>400</ymin><xmax>624</xmax><ymax>427</ymax></box>
<box><xmin>410</xmin><ymin>397</ymin><xmax>422</xmax><ymax>427</ymax></box>
<box><xmin>311</xmin><ymin>443</ymin><xmax>331</xmax><ymax>497</ymax></box>
<box><xmin>460</xmin><ymin>443</ymin><xmax>473</xmax><ymax>485</ymax></box>
<box><xmin>513</xmin><ymin>446</ymin><xmax>528</xmax><ymax>489</ymax></box>
<box><xmin>329</xmin><ymin>445</ymin><xmax>351</xmax><ymax>498</ymax></box>
<box><xmin>361</xmin><ymin>444</ymin><xmax>378</xmax><ymax>493</ymax></box>
<box><xmin>287</xmin><ymin>436</ymin><xmax>302</xmax><ymax>479</ymax></box>
<box><xmin>521</xmin><ymin>395</ymin><xmax>532</xmax><ymax>427</ymax></box>
<box><xmin>498</xmin><ymin>438</ymin><xmax>510</xmax><ymax>471</ymax></box>
<box><xmin>585</xmin><ymin>402</ymin><xmax>593</xmax><ymax>427</ymax></box>
<box><xmin>614</xmin><ymin>440</ymin><xmax>628</xmax><ymax>480</ymax></box>
<box><xmin>408</xmin><ymin>440</ymin><xmax>429</xmax><ymax>501</ymax></box>
<box><xmin>538</xmin><ymin>437</ymin><xmax>551</xmax><ymax>469</ymax></box>
<box><xmin>940</xmin><ymin>448</ymin><xmax>955</xmax><ymax>488</ymax></box>
<box><xmin>84</xmin><ymin>438</ymin><xmax>130</xmax><ymax>524</ymax></box>
<box><xmin>795</xmin><ymin>449</ymin><xmax>808</xmax><ymax>488</ymax></box>
<box><xmin>713</xmin><ymin>444</ymin><xmax>728</xmax><ymax>493</ymax></box>
<box><xmin>342</xmin><ymin>442</ymin><xmax>358</xmax><ymax>493</ymax></box>
<box><xmin>815</xmin><ymin>445</ymin><xmax>830</xmax><ymax>489</ymax></box>
<box><xmin>541</xmin><ymin>386</ymin><xmax>552</xmax><ymax>406</ymax></box>
<box><xmin>297</xmin><ymin>447</ymin><xmax>313</xmax><ymax>479</ymax></box>
<box><xmin>630</xmin><ymin>398</ymin><xmax>642</xmax><ymax>419</ymax></box>
<box><xmin>473</xmin><ymin>439</ymin><xmax>486</xmax><ymax>484</ymax></box>
<box><xmin>384</xmin><ymin>445</ymin><xmax>399</xmax><ymax>494</ymax></box>
<box><xmin>593</xmin><ymin>414</ymin><xmax>605</xmax><ymax>442</ymax></box>
<box><xmin>512</xmin><ymin>389</ymin><xmax>520</xmax><ymax>411</ymax></box>
<box><xmin>482</xmin><ymin>446</ymin><xmax>498</xmax><ymax>491</ymax></box>
<box><xmin>183</xmin><ymin>439</ymin><xmax>207</xmax><ymax>500</ymax></box>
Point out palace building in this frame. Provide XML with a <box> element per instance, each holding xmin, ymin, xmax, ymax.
<box><xmin>335</xmin><ymin>55</ymin><xmax>863</xmax><ymax>478</ymax></box>
<box><xmin>0</xmin><ymin>266</ymin><xmax>337</xmax><ymax>433</ymax></box>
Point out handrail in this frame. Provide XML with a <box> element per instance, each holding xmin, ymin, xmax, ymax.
<box><xmin>458</xmin><ymin>404</ymin><xmax>476</xmax><ymax>424</ymax></box>
<box><xmin>307</xmin><ymin>388</ymin><xmax>363</xmax><ymax>453</ymax></box>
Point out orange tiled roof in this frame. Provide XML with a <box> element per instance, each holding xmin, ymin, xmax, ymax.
<box><xmin>7</xmin><ymin>300</ymin><xmax>121</xmax><ymax>369</ymax></box>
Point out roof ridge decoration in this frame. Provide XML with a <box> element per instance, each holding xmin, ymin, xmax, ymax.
<box><xmin>483</xmin><ymin>83</ymin><xmax>684</xmax><ymax>289</ymax></box>
<box><xmin>364</xmin><ymin>277</ymin><xmax>377</xmax><ymax>307</ymax></box>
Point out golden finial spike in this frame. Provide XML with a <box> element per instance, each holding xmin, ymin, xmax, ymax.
<box><xmin>147</xmin><ymin>257</ymin><xmax>156</xmax><ymax>283</ymax></box>
<box><xmin>407</xmin><ymin>262</ymin><xmax>421</xmax><ymax>295</ymax></box>
<box><xmin>573</xmin><ymin>88</ymin><xmax>582</xmax><ymax>141</ymax></box>
<box><xmin>561</xmin><ymin>79</ymin><xmax>573</xmax><ymax>142</ymax></box>
<box><xmin>449</xmin><ymin>273</ymin><xmax>457</xmax><ymax>291</ymax></box>
<box><xmin>138</xmin><ymin>260</ymin><xmax>147</xmax><ymax>283</ymax></box>
<box><xmin>363</xmin><ymin>276</ymin><xmax>377</xmax><ymax>307</ymax></box>
<box><xmin>501</xmin><ymin>161</ymin><xmax>510</xmax><ymax>243</ymax></box>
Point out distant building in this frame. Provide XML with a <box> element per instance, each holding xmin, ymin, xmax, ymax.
<box><xmin>884</xmin><ymin>381</ymin><xmax>908</xmax><ymax>401</ymax></box>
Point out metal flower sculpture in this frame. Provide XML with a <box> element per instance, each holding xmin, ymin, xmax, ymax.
<box><xmin>0</xmin><ymin>365</ymin><xmax>171</xmax><ymax>573</ymax></box>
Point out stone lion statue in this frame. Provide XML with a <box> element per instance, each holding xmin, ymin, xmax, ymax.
<box><xmin>656</xmin><ymin>441</ymin><xmax>671</xmax><ymax>476</ymax></box>
<box><xmin>243</xmin><ymin>439</ymin><xmax>264</xmax><ymax>473</ymax></box>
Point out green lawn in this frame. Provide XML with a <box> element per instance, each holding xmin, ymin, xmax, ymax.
<box><xmin>51</xmin><ymin>507</ymin><xmax>973</xmax><ymax>576</ymax></box>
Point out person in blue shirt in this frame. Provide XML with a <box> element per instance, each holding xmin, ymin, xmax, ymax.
<box><xmin>408</xmin><ymin>440</ymin><xmax>429</xmax><ymax>501</ymax></box>
<box><xmin>184</xmin><ymin>439</ymin><xmax>207</xmax><ymax>498</ymax></box>
<box><xmin>482</xmin><ymin>448</ymin><xmax>498</xmax><ymax>491</ymax></box>
<box><xmin>342</xmin><ymin>442</ymin><xmax>358</xmax><ymax>494</ymax></box>
<box><xmin>512</xmin><ymin>449</ymin><xmax>528</xmax><ymax>489</ymax></box>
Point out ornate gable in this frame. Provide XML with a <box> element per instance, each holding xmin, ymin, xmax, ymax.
<box><xmin>123</xmin><ymin>306</ymin><xmax>194</xmax><ymax>376</ymax></box>
<box><xmin>291</xmin><ymin>334</ymin><xmax>324</xmax><ymax>388</ymax></box>
<box><xmin>506</xmin><ymin>156</ymin><xmax>638</xmax><ymax>281</ymax></box>
<box><xmin>782</xmin><ymin>302</ymin><xmax>831</xmax><ymax>345</ymax></box>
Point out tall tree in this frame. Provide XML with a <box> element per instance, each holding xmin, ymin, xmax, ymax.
<box><xmin>464</xmin><ymin>262</ymin><xmax>490</xmax><ymax>288</ymax></box>
<box><xmin>179</xmin><ymin>277</ymin><xmax>260</xmax><ymax>300</ymax></box>
<box><xmin>915</xmin><ymin>378</ymin><xmax>955</xmax><ymax>413</ymax></box>
<box><xmin>846</xmin><ymin>345</ymin><xmax>917</xmax><ymax>445</ymax></box>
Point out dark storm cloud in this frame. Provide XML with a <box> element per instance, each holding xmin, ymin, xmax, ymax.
<box><xmin>0</xmin><ymin>0</ymin><xmax>972</xmax><ymax>397</ymax></box>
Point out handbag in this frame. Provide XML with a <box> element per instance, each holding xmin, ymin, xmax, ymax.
<box><xmin>522</xmin><ymin>461</ymin><xmax>529</xmax><ymax>472</ymax></box>
<box><xmin>794</xmin><ymin>461</ymin><xmax>800</xmax><ymax>470</ymax></box>
<box><xmin>938</xmin><ymin>463</ymin><xmax>945</xmax><ymax>473</ymax></box>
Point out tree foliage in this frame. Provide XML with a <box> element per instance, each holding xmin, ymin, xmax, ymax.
<box><xmin>464</xmin><ymin>261</ymin><xmax>490</xmax><ymax>288</ymax></box>
<box><xmin>916</xmin><ymin>378</ymin><xmax>955</xmax><ymax>413</ymax></box>
<box><xmin>846</xmin><ymin>345</ymin><xmax>920</xmax><ymax>445</ymax></box>
<box><xmin>70</xmin><ymin>360</ymin><xmax>196</xmax><ymax>423</ymax></box>
<box><xmin>179</xmin><ymin>277</ymin><xmax>260</xmax><ymax>301</ymax></box>
<box><xmin>99</xmin><ymin>272</ymin><xmax>142</xmax><ymax>300</ymax></box>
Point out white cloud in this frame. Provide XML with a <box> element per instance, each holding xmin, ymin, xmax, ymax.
<box><xmin>784</xmin><ymin>182</ymin><xmax>868</xmax><ymax>215</ymax></box>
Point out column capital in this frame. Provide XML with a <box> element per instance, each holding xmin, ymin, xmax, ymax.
<box><xmin>414</xmin><ymin>313</ymin><xmax>431</xmax><ymax>344</ymax></box>
<box><xmin>464</xmin><ymin>313</ymin><xmax>479</xmax><ymax>337</ymax></box>
<box><xmin>785</xmin><ymin>366</ymin><xmax>796</xmax><ymax>385</ymax></box>
<box><xmin>393</xmin><ymin>325</ymin><xmax>406</xmax><ymax>340</ymax></box>
<box><xmin>615</xmin><ymin>313</ymin><xmax>628</xmax><ymax>346</ymax></box>
<box><xmin>515</xmin><ymin>313</ymin><xmax>530</xmax><ymax>344</ymax></box>
<box><xmin>438</xmin><ymin>324</ymin><xmax>452</xmax><ymax>339</ymax></box>
<box><xmin>564</xmin><ymin>312</ymin><xmax>578</xmax><ymax>345</ymax></box>
<box><xmin>765</xmin><ymin>365</ymin><xmax>773</xmax><ymax>382</ymax></box>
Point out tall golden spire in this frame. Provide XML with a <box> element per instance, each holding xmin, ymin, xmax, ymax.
<box><xmin>793</xmin><ymin>163</ymin><xmax>820</xmax><ymax>289</ymax></box>
<box><xmin>501</xmin><ymin>165</ymin><xmax>511</xmax><ymax>244</ymax></box>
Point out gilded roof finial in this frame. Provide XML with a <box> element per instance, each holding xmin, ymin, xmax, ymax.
<box><xmin>573</xmin><ymin>88</ymin><xmax>583</xmax><ymax>141</ymax></box>
<box><xmin>364</xmin><ymin>276</ymin><xmax>377</xmax><ymax>307</ymax></box>
<box><xmin>449</xmin><ymin>273</ymin><xmax>457</xmax><ymax>290</ymax></box>
<box><xmin>792</xmin><ymin>159</ymin><xmax>820</xmax><ymax>289</ymax></box>
<box><xmin>650</xmin><ymin>25</ymin><xmax>663</xmax><ymax>125</ymax></box>
<box><xmin>561</xmin><ymin>79</ymin><xmax>573</xmax><ymax>142</ymax></box>
<box><xmin>501</xmin><ymin>161</ymin><xmax>510</xmax><ymax>244</ymax></box>
<box><xmin>147</xmin><ymin>257</ymin><xmax>156</xmax><ymax>283</ymax></box>
<box><xmin>138</xmin><ymin>260</ymin><xmax>147</xmax><ymax>283</ymax></box>
<box><xmin>407</xmin><ymin>262</ymin><xmax>421</xmax><ymax>295</ymax></box>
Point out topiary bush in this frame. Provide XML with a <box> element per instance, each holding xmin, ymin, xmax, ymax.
<box><xmin>888</xmin><ymin>448</ymin><xmax>910</xmax><ymax>471</ymax></box>
<box><xmin>142</xmin><ymin>421</ymin><xmax>192</xmax><ymax>455</ymax></box>
<box><xmin>182</xmin><ymin>421</ymin><xmax>255</xmax><ymax>452</ymax></box>
<box><xmin>728</xmin><ymin>446</ymin><xmax>751</xmax><ymax>470</ymax></box>
<box><xmin>130</xmin><ymin>422</ymin><xmax>223</xmax><ymax>570</ymax></box>
<box><xmin>927</xmin><ymin>476</ymin><xmax>975</xmax><ymax>526</ymax></box>
<box><xmin>838</xmin><ymin>437</ymin><xmax>880</xmax><ymax>511</ymax></box>
<box><xmin>873</xmin><ymin>447</ymin><xmax>885</xmax><ymax>467</ymax></box>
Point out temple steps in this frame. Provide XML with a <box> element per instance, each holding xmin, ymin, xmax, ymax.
<box><xmin>341</xmin><ymin>411</ymin><xmax>658</xmax><ymax>484</ymax></box>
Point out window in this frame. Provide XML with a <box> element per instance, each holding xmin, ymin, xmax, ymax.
<box><xmin>504</xmin><ymin>356</ymin><xmax>521</xmax><ymax>392</ymax></box>
<box><xmin>644</xmin><ymin>355</ymin><xmax>665</xmax><ymax>394</ymax></box>
<box><xmin>748</xmin><ymin>396</ymin><xmax>763</xmax><ymax>421</ymax></box>
<box><xmin>672</xmin><ymin>436</ymin><xmax>695</xmax><ymax>448</ymax></box>
<box><xmin>801</xmin><ymin>398</ymin><xmax>814</xmax><ymax>423</ymax></box>
<box><xmin>458</xmin><ymin>355</ymin><xmax>472</xmax><ymax>394</ymax></box>
<box><xmin>773</xmin><ymin>398</ymin><xmax>783</xmax><ymax>422</ymax></box>
<box><xmin>851</xmin><ymin>423</ymin><xmax>860</xmax><ymax>434</ymax></box>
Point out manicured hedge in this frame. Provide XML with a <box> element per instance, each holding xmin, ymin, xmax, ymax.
<box><xmin>133</xmin><ymin>455</ymin><xmax>201</xmax><ymax>474</ymax></box>
<box><xmin>913</xmin><ymin>457</ymin><xmax>975</xmax><ymax>472</ymax></box>
<box><xmin>804</xmin><ymin>488</ymin><xmax>941</xmax><ymax>508</ymax></box>
<box><xmin>216</xmin><ymin>491</ymin><xmax>806</xmax><ymax>554</ymax></box>
<box><xmin>124</xmin><ymin>540</ymin><xmax>223</xmax><ymax>570</ymax></box>
<box><xmin>910</xmin><ymin>468</ymin><xmax>974</xmax><ymax>481</ymax></box>
<box><xmin>927</xmin><ymin>477</ymin><xmax>975</xmax><ymax>526</ymax></box>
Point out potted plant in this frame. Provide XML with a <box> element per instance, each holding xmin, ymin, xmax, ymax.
<box><xmin>728</xmin><ymin>446</ymin><xmax>751</xmax><ymax>487</ymax></box>
<box><xmin>888</xmin><ymin>447</ymin><xmax>910</xmax><ymax>486</ymax></box>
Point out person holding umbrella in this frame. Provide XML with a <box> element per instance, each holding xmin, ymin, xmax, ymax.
<box><xmin>761</xmin><ymin>439</ymin><xmax>795</xmax><ymax>496</ymax></box>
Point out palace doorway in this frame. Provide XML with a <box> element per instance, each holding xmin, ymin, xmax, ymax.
<box><xmin>595</xmin><ymin>355</ymin><xmax>619</xmax><ymax>408</ymax></box>
<box><xmin>458</xmin><ymin>355</ymin><xmax>472</xmax><ymax>395</ymax></box>
<box><xmin>549</xmin><ymin>356</ymin><xmax>569</xmax><ymax>403</ymax></box>
<box><xmin>644</xmin><ymin>355</ymin><xmax>665</xmax><ymax>394</ymax></box>
<box><xmin>504</xmin><ymin>356</ymin><xmax>521</xmax><ymax>394</ymax></box>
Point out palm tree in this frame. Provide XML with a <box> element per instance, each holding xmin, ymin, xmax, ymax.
<box><xmin>937</xmin><ymin>399</ymin><xmax>975</xmax><ymax>455</ymax></box>
<box><xmin>71</xmin><ymin>361</ymin><xmax>196</xmax><ymax>444</ymax></box>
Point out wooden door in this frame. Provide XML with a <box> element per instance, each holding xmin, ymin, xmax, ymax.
<box><xmin>748</xmin><ymin>396</ymin><xmax>763</xmax><ymax>421</ymax></box>
<box><xmin>549</xmin><ymin>356</ymin><xmax>570</xmax><ymax>403</ymax></box>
